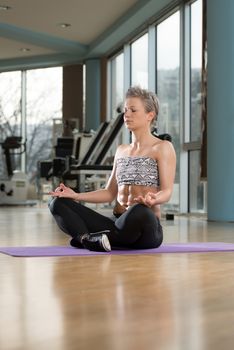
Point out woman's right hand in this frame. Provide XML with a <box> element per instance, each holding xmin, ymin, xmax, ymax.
<box><xmin>49</xmin><ymin>183</ymin><xmax>77</xmax><ymax>199</ymax></box>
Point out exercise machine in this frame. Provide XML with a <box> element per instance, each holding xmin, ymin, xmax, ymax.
<box><xmin>0</xmin><ymin>136</ymin><xmax>28</xmax><ymax>205</ymax></box>
<box><xmin>67</xmin><ymin>113</ymin><xmax>124</xmax><ymax>192</ymax></box>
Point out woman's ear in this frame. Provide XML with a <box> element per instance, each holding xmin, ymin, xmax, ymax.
<box><xmin>147</xmin><ymin>111</ymin><xmax>155</xmax><ymax>123</ymax></box>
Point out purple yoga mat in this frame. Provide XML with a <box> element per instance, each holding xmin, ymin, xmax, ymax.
<box><xmin>0</xmin><ymin>242</ymin><xmax>234</xmax><ymax>257</ymax></box>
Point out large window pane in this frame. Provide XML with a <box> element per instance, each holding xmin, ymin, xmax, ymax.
<box><xmin>191</xmin><ymin>0</ymin><xmax>203</xmax><ymax>141</ymax></box>
<box><xmin>110</xmin><ymin>53</ymin><xmax>124</xmax><ymax>118</ymax></box>
<box><xmin>131</xmin><ymin>33</ymin><xmax>148</xmax><ymax>88</ymax></box>
<box><xmin>0</xmin><ymin>71</ymin><xmax>21</xmax><ymax>177</ymax></box>
<box><xmin>157</xmin><ymin>11</ymin><xmax>180</xmax><ymax>212</ymax></box>
<box><xmin>189</xmin><ymin>0</ymin><xmax>205</xmax><ymax>212</ymax></box>
<box><xmin>189</xmin><ymin>150</ymin><xmax>206</xmax><ymax>212</ymax></box>
<box><xmin>26</xmin><ymin>67</ymin><xmax>62</xmax><ymax>182</ymax></box>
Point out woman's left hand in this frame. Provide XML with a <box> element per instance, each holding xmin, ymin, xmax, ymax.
<box><xmin>134</xmin><ymin>191</ymin><xmax>160</xmax><ymax>207</ymax></box>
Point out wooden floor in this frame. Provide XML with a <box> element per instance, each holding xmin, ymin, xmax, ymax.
<box><xmin>0</xmin><ymin>204</ymin><xmax>234</xmax><ymax>350</ymax></box>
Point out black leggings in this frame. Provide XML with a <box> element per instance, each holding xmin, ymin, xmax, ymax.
<box><xmin>48</xmin><ymin>197</ymin><xmax>163</xmax><ymax>249</ymax></box>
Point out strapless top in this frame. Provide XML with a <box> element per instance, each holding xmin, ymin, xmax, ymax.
<box><xmin>116</xmin><ymin>156</ymin><xmax>160</xmax><ymax>188</ymax></box>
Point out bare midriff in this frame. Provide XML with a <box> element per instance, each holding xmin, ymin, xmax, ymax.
<box><xmin>117</xmin><ymin>184</ymin><xmax>160</xmax><ymax>218</ymax></box>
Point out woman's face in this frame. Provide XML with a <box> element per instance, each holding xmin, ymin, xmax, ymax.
<box><xmin>123</xmin><ymin>97</ymin><xmax>153</xmax><ymax>131</ymax></box>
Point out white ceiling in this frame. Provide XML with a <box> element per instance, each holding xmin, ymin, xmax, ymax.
<box><xmin>0</xmin><ymin>0</ymin><xmax>139</xmax><ymax>64</ymax></box>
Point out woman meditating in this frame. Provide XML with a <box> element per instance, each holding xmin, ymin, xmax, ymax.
<box><xmin>48</xmin><ymin>86</ymin><xmax>176</xmax><ymax>252</ymax></box>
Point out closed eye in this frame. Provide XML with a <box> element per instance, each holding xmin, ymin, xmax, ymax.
<box><xmin>124</xmin><ymin>108</ymin><xmax>138</xmax><ymax>113</ymax></box>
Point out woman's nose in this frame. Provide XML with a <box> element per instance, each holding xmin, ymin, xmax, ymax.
<box><xmin>124</xmin><ymin>108</ymin><xmax>131</xmax><ymax>116</ymax></box>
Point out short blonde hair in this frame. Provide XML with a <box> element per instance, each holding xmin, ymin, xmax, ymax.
<box><xmin>125</xmin><ymin>86</ymin><xmax>159</xmax><ymax>122</ymax></box>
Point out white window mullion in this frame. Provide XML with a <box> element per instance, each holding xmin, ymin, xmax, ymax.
<box><xmin>21</xmin><ymin>70</ymin><xmax>27</xmax><ymax>173</ymax></box>
<box><xmin>123</xmin><ymin>44</ymin><xmax>131</xmax><ymax>144</ymax></box>
<box><xmin>148</xmin><ymin>25</ymin><xmax>156</xmax><ymax>92</ymax></box>
<box><xmin>123</xmin><ymin>43</ymin><xmax>131</xmax><ymax>92</ymax></box>
<box><xmin>179</xmin><ymin>4</ymin><xmax>190</xmax><ymax>213</ymax></box>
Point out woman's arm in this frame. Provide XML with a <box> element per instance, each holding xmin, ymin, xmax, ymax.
<box><xmin>49</xmin><ymin>160</ymin><xmax>118</xmax><ymax>204</ymax></box>
<box><xmin>154</xmin><ymin>140</ymin><xmax>176</xmax><ymax>203</ymax></box>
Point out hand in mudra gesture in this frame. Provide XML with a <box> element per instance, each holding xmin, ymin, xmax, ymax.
<box><xmin>134</xmin><ymin>191</ymin><xmax>161</xmax><ymax>208</ymax></box>
<box><xmin>49</xmin><ymin>183</ymin><xmax>77</xmax><ymax>199</ymax></box>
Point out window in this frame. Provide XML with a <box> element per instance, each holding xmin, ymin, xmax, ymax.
<box><xmin>157</xmin><ymin>11</ymin><xmax>180</xmax><ymax>212</ymax></box>
<box><xmin>188</xmin><ymin>0</ymin><xmax>204</xmax><ymax>212</ymax></box>
<box><xmin>189</xmin><ymin>150</ymin><xmax>206</xmax><ymax>212</ymax></box>
<box><xmin>26</xmin><ymin>67</ymin><xmax>62</xmax><ymax>182</ymax></box>
<box><xmin>0</xmin><ymin>67</ymin><xmax>62</xmax><ymax>183</ymax></box>
<box><xmin>110</xmin><ymin>53</ymin><xmax>124</xmax><ymax>118</ymax></box>
<box><xmin>107</xmin><ymin>0</ymin><xmax>205</xmax><ymax>214</ymax></box>
<box><xmin>131</xmin><ymin>33</ymin><xmax>148</xmax><ymax>88</ymax></box>
<box><xmin>0</xmin><ymin>71</ymin><xmax>21</xmax><ymax>177</ymax></box>
<box><xmin>191</xmin><ymin>0</ymin><xmax>203</xmax><ymax>142</ymax></box>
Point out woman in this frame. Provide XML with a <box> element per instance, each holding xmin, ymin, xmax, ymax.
<box><xmin>48</xmin><ymin>86</ymin><xmax>176</xmax><ymax>252</ymax></box>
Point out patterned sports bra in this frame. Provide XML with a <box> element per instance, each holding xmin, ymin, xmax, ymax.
<box><xmin>116</xmin><ymin>156</ymin><xmax>160</xmax><ymax>188</ymax></box>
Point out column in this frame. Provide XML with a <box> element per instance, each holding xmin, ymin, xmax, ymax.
<box><xmin>207</xmin><ymin>0</ymin><xmax>234</xmax><ymax>221</ymax></box>
<box><xmin>85</xmin><ymin>59</ymin><xmax>101</xmax><ymax>131</ymax></box>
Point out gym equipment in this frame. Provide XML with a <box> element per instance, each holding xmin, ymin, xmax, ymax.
<box><xmin>37</xmin><ymin>131</ymin><xmax>95</xmax><ymax>200</ymax></box>
<box><xmin>67</xmin><ymin>113</ymin><xmax>124</xmax><ymax>191</ymax></box>
<box><xmin>152</xmin><ymin>127</ymin><xmax>172</xmax><ymax>142</ymax></box>
<box><xmin>0</xmin><ymin>136</ymin><xmax>28</xmax><ymax>205</ymax></box>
